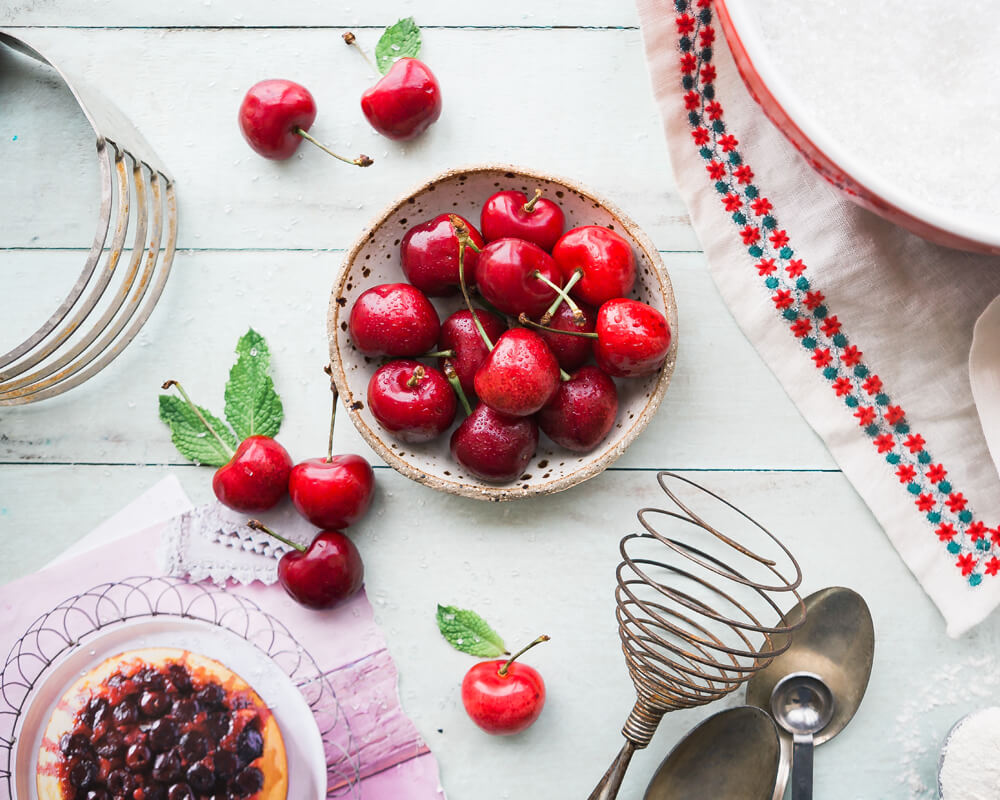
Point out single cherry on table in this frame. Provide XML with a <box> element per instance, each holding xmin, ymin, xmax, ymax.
<box><xmin>360</xmin><ymin>57</ymin><xmax>443</xmax><ymax>141</ymax></box>
<box><xmin>248</xmin><ymin>520</ymin><xmax>364</xmax><ymax>610</ymax></box>
<box><xmin>480</xmin><ymin>188</ymin><xmax>565</xmax><ymax>252</ymax></box>
<box><xmin>461</xmin><ymin>635</ymin><xmax>549</xmax><ymax>735</ymax></box>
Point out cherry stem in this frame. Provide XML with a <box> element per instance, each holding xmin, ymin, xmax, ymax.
<box><xmin>540</xmin><ymin>268</ymin><xmax>585</xmax><ymax>325</ymax></box>
<box><xmin>424</xmin><ymin>349</ymin><xmax>455</xmax><ymax>358</ymax></box>
<box><xmin>533</xmin><ymin>270</ymin><xmax>583</xmax><ymax>325</ymax></box>
<box><xmin>324</xmin><ymin>364</ymin><xmax>337</xmax><ymax>463</ymax></box>
<box><xmin>449</xmin><ymin>215</ymin><xmax>494</xmax><ymax>351</ymax></box>
<box><xmin>522</xmin><ymin>188</ymin><xmax>543</xmax><ymax>214</ymax></box>
<box><xmin>342</xmin><ymin>31</ymin><xmax>380</xmax><ymax>76</ymax></box>
<box><xmin>247</xmin><ymin>519</ymin><xmax>306</xmax><ymax>553</ymax></box>
<box><xmin>406</xmin><ymin>365</ymin><xmax>426</xmax><ymax>388</ymax></box>
<box><xmin>161</xmin><ymin>380</ymin><xmax>235</xmax><ymax>458</ymax></box>
<box><xmin>518</xmin><ymin>313</ymin><xmax>598</xmax><ymax>339</ymax></box>
<box><xmin>498</xmin><ymin>635</ymin><xmax>550</xmax><ymax>677</ymax></box>
<box><xmin>443</xmin><ymin>362</ymin><xmax>473</xmax><ymax>416</ymax></box>
<box><xmin>294</xmin><ymin>127</ymin><xmax>373</xmax><ymax>167</ymax></box>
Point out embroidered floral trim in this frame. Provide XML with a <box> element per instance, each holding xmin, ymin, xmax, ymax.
<box><xmin>674</xmin><ymin>0</ymin><xmax>997</xmax><ymax>584</ymax></box>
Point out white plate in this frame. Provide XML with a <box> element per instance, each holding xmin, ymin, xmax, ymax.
<box><xmin>12</xmin><ymin>617</ymin><xmax>327</xmax><ymax>799</ymax></box>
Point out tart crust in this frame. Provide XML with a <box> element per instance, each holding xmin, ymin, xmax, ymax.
<box><xmin>36</xmin><ymin>647</ymin><xmax>288</xmax><ymax>800</ymax></box>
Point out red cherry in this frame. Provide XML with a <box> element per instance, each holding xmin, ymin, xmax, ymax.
<box><xmin>400</xmin><ymin>214</ymin><xmax>485</xmax><ymax>296</ymax></box>
<box><xmin>538</xmin><ymin>366</ymin><xmax>618</xmax><ymax>452</ymax></box>
<box><xmin>289</xmin><ymin>455</ymin><xmax>374</xmax><ymax>529</ymax></box>
<box><xmin>437</xmin><ymin>309</ymin><xmax>507</xmax><ymax>398</ymax></box>
<box><xmin>212</xmin><ymin>435</ymin><xmax>293</xmax><ymax>512</ymax></box>
<box><xmin>480</xmin><ymin>189</ymin><xmax>565</xmax><ymax>252</ymax></box>
<box><xmin>238</xmin><ymin>80</ymin><xmax>316</xmax><ymax>160</ymax></box>
<box><xmin>348</xmin><ymin>283</ymin><xmax>440</xmax><ymax>357</ymax></box>
<box><xmin>594</xmin><ymin>298</ymin><xmax>671</xmax><ymax>378</ymax></box>
<box><xmin>476</xmin><ymin>238</ymin><xmax>563</xmax><ymax>318</ymax></box>
<box><xmin>474</xmin><ymin>328</ymin><xmax>560</xmax><ymax>417</ymax></box>
<box><xmin>368</xmin><ymin>360</ymin><xmax>456</xmax><ymax>442</ymax></box>
<box><xmin>450</xmin><ymin>404</ymin><xmax>538</xmax><ymax>483</ymax></box>
<box><xmin>361</xmin><ymin>58</ymin><xmax>442</xmax><ymax>141</ymax></box>
<box><xmin>535</xmin><ymin>301</ymin><xmax>597</xmax><ymax>372</ymax></box>
<box><xmin>552</xmin><ymin>226</ymin><xmax>637</xmax><ymax>307</ymax></box>
<box><xmin>460</xmin><ymin>636</ymin><xmax>548</xmax><ymax>735</ymax></box>
<box><xmin>249</xmin><ymin>522</ymin><xmax>363</xmax><ymax>610</ymax></box>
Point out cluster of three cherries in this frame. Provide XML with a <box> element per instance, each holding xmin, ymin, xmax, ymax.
<box><xmin>348</xmin><ymin>188</ymin><xmax>672</xmax><ymax>483</ymax></box>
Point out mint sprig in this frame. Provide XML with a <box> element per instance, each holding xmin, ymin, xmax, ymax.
<box><xmin>376</xmin><ymin>17</ymin><xmax>421</xmax><ymax>74</ymax></box>
<box><xmin>158</xmin><ymin>329</ymin><xmax>283</xmax><ymax>465</ymax></box>
<box><xmin>224</xmin><ymin>329</ymin><xmax>283</xmax><ymax>440</ymax></box>
<box><xmin>436</xmin><ymin>604</ymin><xmax>509</xmax><ymax>658</ymax></box>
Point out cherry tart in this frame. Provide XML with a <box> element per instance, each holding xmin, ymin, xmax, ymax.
<box><xmin>37</xmin><ymin>647</ymin><xmax>287</xmax><ymax>800</ymax></box>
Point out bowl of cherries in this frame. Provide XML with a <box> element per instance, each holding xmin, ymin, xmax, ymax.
<box><xmin>328</xmin><ymin>165</ymin><xmax>677</xmax><ymax>501</ymax></box>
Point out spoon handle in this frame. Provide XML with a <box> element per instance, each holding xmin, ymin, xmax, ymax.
<box><xmin>791</xmin><ymin>733</ymin><xmax>814</xmax><ymax>800</ymax></box>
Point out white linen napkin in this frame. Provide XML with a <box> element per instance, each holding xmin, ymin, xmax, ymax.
<box><xmin>636</xmin><ymin>0</ymin><xmax>1000</xmax><ymax>636</ymax></box>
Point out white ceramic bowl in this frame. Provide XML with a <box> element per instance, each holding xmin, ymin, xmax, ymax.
<box><xmin>327</xmin><ymin>165</ymin><xmax>678</xmax><ymax>501</ymax></box>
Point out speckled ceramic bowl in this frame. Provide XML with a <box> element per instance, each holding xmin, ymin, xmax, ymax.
<box><xmin>327</xmin><ymin>165</ymin><xmax>678</xmax><ymax>501</ymax></box>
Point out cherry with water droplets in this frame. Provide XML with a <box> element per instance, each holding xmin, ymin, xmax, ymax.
<box><xmin>359</xmin><ymin>57</ymin><xmax>442</xmax><ymax>141</ymax></box>
<box><xmin>450</xmin><ymin>404</ymin><xmax>538</xmax><ymax>483</ymax></box>
<box><xmin>211</xmin><ymin>435</ymin><xmax>293</xmax><ymax>513</ymax></box>
<box><xmin>593</xmin><ymin>298</ymin><xmax>671</xmax><ymax>378</ymax></box>
<box><xmin>535</xmin><ymin>300</ymin><xmax>597</xmax><ymax>372</ymax></box>
<box><xmin>400</xmin><ymin>213</ymin><xmax>485</xmax><ymax>296</ymax></box>
<box><xmin>480</xmin><ymin>189</ymin><xmax>565</xmax><ymax>252</ymax></box>
<box><xmin>474</xmin><ymin>328</ymin><xmax>560</xmax><ymax>417</ymax></box>
<box><xmin>476</xmin><ymin>238</ymin><xmax>564</xmax><ymax>318</ymax></box>
<box><xmin>437</xmin><ymin>309</ymin><xmax>507</xmax><ymax>398</ymax></box>
<box><xmin>551</xmin><ymin>226</ymin><xmax>636</xmax><ymax>307</ymax></box>
<box><xmin>538</xmin><ymin>366</ymin><xmax>618</xmax><ymax>452</ymax></box>
<box><xmin>348</xmin><ymin>283</ymin><xmax>440</xmax><ymax>357</ymax></box>
<box><xmin>367</xmin><ymin>360</ymin><xmax>457</xmax><ymax>442</ymax></box>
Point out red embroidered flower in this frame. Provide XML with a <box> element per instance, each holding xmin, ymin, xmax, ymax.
<box><xmin>706</xmin><ymin>161</ymin><xmax>726</xmax><ymax>180</ymax></box>
<box><xmin>832</xmin><ymin>377</ymin><xmax>853</xmax><ymax>396</ymax></box>
<box><xmin>957</xmin><ymin>553</ymin><xmax>976</xmax><ymax>576</ymax></box>
<box><xmin>896</xmin><ymin>464</ymin><xmax>916</xmax><ymax>483</ymax></box>
<box><xmin>772</xmin><ymin>290</ymin><xmax>794</xmax><ymax>309</ymax></box>
<box><xmin>804</xmin><ymin>290</ymin><xmax>825</xmax><ymax>310</ymax></box>
<box><xmin>812</xmin><ymin>348</ymin><xmax>832</xmax><ymax>368</ymax></box>
<box><xmin>681</xmin><ymin>53</ymin><xmax>697</xmax><ymax>74</ymax></box>
<box><xmin>699</xmin><ymin>26</ymin><xmax>715</xmax><ymax>47</ymax></box>
<box><xmin>740</xmin><ymin>226</ymin><xmax>760</xmax><ymax>245</ymax></box>
<box><xmin>786</xmin><ymin>259</ymin><xmax>806</xmax><ymax>277</ymax></box>
<box><xmin>723</xmin><ymin>193</ymin><xmax>742</xmax><ymax>212</ymax></box>
<box><xmin>821</xmin><ymin>316</ymin><xmax>842</xmax><ymax>337</ymax></box>
<box><xmin>756</xmin><ymin>258</ymin><xmax>777</xmax><ymax>275</ymax></box>
<box><xmin>904</xmin><ymin>434</ymin><xmax>926</xmax><ymax>453</ymax></box>
<box><xmin>842</xmin><ymin>345</ymin><xmax>863</xmax><ymax>366</ymax></box>
<box><xmin>696</xmin><ymin>0</ymin><xmax>711</xmax><ymax>7</ymax></box>
<box><xmin>751</xmin><ymin>197</ymin><xmax>773</xmax><ymax>216</ymax></box>
<box><xmin>854</xmin><ymin>406</ymin><xmax>875</xmax><ymax>426</ymax></box>
<box><xmin>734</xmin><ymin>165</ymin><xmax>754</xmax><ymax>184</ymax></box>
<box><xmin>886</xmin><ymin>406</ymin><xmax>905</xmax><ymax>425</ymax></box>
<box><xmin>925</xmin><ymin>464</ymin><xmax>947</xmax><ymax>483</ymax></box>
<box><xmin>718</xmin><ymin>134</ymin><xmax>738</xmax><ymax>152</ymax></box>
<box><xmin>691</xmin><ymin>127</ymin><xmax>710</xmax><ymax>145</ymax></box>
<box><xmin>700</xmin><ymin>64</ymin><xmax>717</xmax><ymax>84</ymax></box>
<box><xmin>936</xmin><ymin>522</ymin><xmax>956</xmax><ymax>541</ymax></box>
<box><xmin>947</xmin><ymin>493</ymin><xmax>967</xmax><ymax>513</ymax></box>
<box><xmin>986</xmin><ymin>557</ymin><xmax>1000</xmax><ymax>576</ymax></box>
<box><xmin>790</xmin><ymin>318</ymin><xmax>812</xmax><ymax>338</ymax></box>
<box><xmin>916</xmin><ymin>494</ymin><xmax>935</xmax><ymax>512</ymax></box>
<box><xmin>684</xmin><ymin>90</ymin><xmax>701</xmax><ymax>110</ymax></box>
<box><xmin>676</xmin><ymin>14</ymin><xmax>695</xmax><ymax>34</ymax></box>
<box><xmin>705</xmin><ymin>100</ymin><xmax>723</xmax><ymax>120</ymax></box>
<box><xmin>873</xmin><ymin>434</ymin><xmax>895</xmax><ymax>453</ymax></box>
<box><xmin>968</xmin><ymin>521</ymin><xmax>988</xmax><ymax>542</ymax></box>
<box><xmin>862</xmin><ymin>375</ymin><xmax>882</xmax><ymax>395</ymax></box>
<box><xmin>992</xmin><ymin>528</ymin><xmax>1000</xmax><ymax>545</ymax></box>
<box><xmin>769</xmin><ymin>229</ymin><xmax>789</xmax><ymax>248</ymax></box>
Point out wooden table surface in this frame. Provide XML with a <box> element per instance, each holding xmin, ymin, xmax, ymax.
<box><xmin>2</xmin><ymin>3</ymin><xmax>999</xmax><ymax>798</ymax></box>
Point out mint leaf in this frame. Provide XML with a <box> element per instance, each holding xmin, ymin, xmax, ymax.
<box><xmin>376</xmin><ymin>17</ymin><xmax>421</xmax><ymax>75</ymax></box>
<box><xmin>159</xmin><ymin>395</ymin><xmax>237</xmax><ymax>466</ymax></box>
<box><xmin>436</xmin><ymin>604</ymin><xmax>508</xmax><ymax>657</ymax></box>
<box><xmin>224</xmin><ymin>329</ymin><xmax>283</xmax><ymax>441</ymax></box>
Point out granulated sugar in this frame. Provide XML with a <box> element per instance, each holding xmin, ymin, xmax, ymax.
<box><xmin>939</xmin><ymin>707</ymin><xmax>1000</xmax><ymax>800</ymax></box>
<box><xmin>750</xmin><ymin>0</ymin><xmax>1000</xmax><ymax>227</ymax></box>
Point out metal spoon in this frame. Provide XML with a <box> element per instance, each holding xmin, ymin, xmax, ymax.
<box><xmin>745</xmin><ymin>586</ymin><xmax>875</xmax><ymax>800</ymax></box>
<box><xmin>770</xmin><ymin>673</ymin><xmax>834</xmax><ymax>800</ymax></box>
<box><xmin>643</xmin><ymin>706</ymin><xmax>781</xmax><ymax>800</ymax></box>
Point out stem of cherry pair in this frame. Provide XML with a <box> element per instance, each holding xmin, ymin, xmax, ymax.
<box><xmin>247</xmin><ymin>519</ymin><xmax>307</xmax><ymax>553</ymax></box>
<box><xmin>293</xmin><ymin>127</ymin><xmax>373</xmax><ymax>167</ymax></box>
<box><xmin>519</xmin><ymin>313</ymin><xmax>599</xmax><ymax>339</ymax></box>
<box><xmin>539</xmin><ymin>268</ymin><xmax>585</xmax><ymax>325</ymax></box>
<box><xmin>161</xmin><ymin>380</ymin><xmax>235</xmax><ymax>458</ymax></box>
<box><xmin>499</xmin><ymin>635</ymin><xmax>550</xmax><ymax>677</ymax></box>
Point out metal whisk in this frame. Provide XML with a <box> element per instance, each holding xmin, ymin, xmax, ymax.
<box><xmin>589</xmin><ymin>472</ymin><xmax>803</xmax><ymax>800</ymax></box>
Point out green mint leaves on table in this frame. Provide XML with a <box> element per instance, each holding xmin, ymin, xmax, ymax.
<box><xmin>376</xmin><ymin>17</ymin><xmax>421</xmax><ymax>74</ymax></box>
<box><xmin>436</xmin><ymin>604</ymin><xmax>509</xmax><ymax>658</ymax></box>
<box><xmin>159</xmin><ymin>328</ymin><xmax>283</xmax><ymax>465</ymax></box>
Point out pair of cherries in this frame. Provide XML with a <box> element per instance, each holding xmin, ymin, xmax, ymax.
<box><xmin>347</xmin><ymin>189</ymin><xmax>671</xmax><ymax>483</ymax></box>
